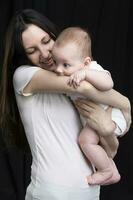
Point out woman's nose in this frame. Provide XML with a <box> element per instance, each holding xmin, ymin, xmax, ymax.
<box><xmin>40</xmin><ymin>50</ymin><xmax>49</xmax><ymax>60</ymax></box>
<box><xmin>39</xmin><ymin>46</ymin><xmax>50</xmax><ymax>60</ymax></box>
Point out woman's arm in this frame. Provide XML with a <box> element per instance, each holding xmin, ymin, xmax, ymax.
<box><xmin>23</xmin><ymin>69</ymin><xmax>90</xmax><ymax>94</ymax></box>
<box><xmin>24</xmin><ymin>68</ymin><xmax>127</xmax><ymax>108</ymax></box>
<box><xmin>24</xmin><ymin>68</ymin><xmax>131</xmax><ymax>129</ymax></box>
<box><xmin>100</xmin><ymin>135</ymin><xmax>119</xmax><ymax>159</ymax></box>
<box><xmin>75</xmin><ymin>97</ymin><xmax>131</xmax><ymax>134</ymax></box>
<box><xmin>83</xmin><ymin>87</ymin><xmax>131</xmax><ymax>131</ymax></box>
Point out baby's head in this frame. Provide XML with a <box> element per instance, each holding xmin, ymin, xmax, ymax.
<box><xmin>52</xmin><ymin>27</ymin><xmax>92</xmax><ymax>76</ymax></box>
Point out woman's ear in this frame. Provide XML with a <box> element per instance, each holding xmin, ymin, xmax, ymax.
<box><xmin>84</xmin><ymin>57</ymin><xmax>91</xmax><ymax>67</ymax></box>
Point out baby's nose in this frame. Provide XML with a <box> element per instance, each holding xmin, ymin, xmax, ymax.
<box><xmin>56</xmin><ymin>66</ymin><xmax>64</xmax><ymax>75</ymax></box>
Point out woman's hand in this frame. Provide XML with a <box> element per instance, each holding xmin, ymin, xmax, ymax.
<box><xmin>74</xmin><ymin>99</ymin><xmax>119</xmax><ymax>158</ymax></box>
<box><xmin>99</xmin><ymin>135</ymin><xmax>119</xmax><ymax>158</ymax></box>
<box><xmin>74</xmin><ymin>99</ymin><xmax>116</xmax><ymax>137</ymax></box>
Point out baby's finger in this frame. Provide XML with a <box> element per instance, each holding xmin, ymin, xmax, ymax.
<box><xmin>67</xmin><ymin>79</ymin><xmax>72</xmax><ymax>87</ymax></box>
<box><xmin>69</xmin><ymin>77</ymin><xmax>74</xmax><ymax>86</ymax></box>
<box><xmin>73</xmin><ymin>80</ymin><xmax>78</xmax><ymax>89</ymax></box>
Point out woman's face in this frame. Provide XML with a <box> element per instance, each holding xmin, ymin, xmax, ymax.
<box><xmin>22</xmin><ymin>24</ymin><xmax>55</xmax><ymax>70</ymax></box>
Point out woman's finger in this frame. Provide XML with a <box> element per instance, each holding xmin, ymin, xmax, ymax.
<box><xmin>75</xmin><ymin>106</ymin><xmax>91</xmax><ymax>118</ymax></box>
<box><xmin>75</xmin><ymin>102</ymin><xmax>93</xmax><ymax>113</ymax></box>
<box><xmin>75</xmin><ymin>99</ymin><xmax>100</xmax><ymax>109</ymax></box>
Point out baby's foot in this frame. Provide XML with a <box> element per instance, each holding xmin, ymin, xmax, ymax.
<box><xmin>101</xmin><ymin>160</ymin><xmax>121</xmax><ymax>185</ymax></box>
<box><xmin>87</xmin><ymin>168</ymin><xmax>113</xmax><ymax>185</ymax></box>
<box><xmin>101</xmin><ymin>173</ymin><xmax>121</xmax><ymax>185</ymax></box>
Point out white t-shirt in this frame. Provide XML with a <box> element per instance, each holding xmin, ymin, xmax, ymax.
<box><xmin>13</xmin><ymin>65</ymin><xmax>97</xmax><ymax>191</ymax></box>
<box><xmin>69</xmin><ymin>61</ymin><xmax>127</xmax><ymax>136</ymax></box>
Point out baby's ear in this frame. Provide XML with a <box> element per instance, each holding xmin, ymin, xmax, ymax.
<box><xmin>84</xmin><ymin>57</ymin><xmax>91</xmax><ymax>66</ymax></box>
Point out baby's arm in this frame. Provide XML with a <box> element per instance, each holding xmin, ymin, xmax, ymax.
<box><xmin>83</xmin><ymin>68</ymin><xmax>114</xmax><ymax>91</ymax></box>
<box><xmin>68</xmin><ymin>64</ymin><xmax>113</xmax><ymax>91</ymax></box>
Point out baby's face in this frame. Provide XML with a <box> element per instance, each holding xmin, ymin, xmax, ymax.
<box><xmin>52</xmin><ymin>42</ymin><xmax>84</xmax><ymax>76</ymax></box>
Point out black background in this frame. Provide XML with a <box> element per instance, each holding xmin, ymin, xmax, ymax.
<box><xmin>0</xmin><ymin>0</ymin><xmax>133</xmax><ymax>199</ymax></box>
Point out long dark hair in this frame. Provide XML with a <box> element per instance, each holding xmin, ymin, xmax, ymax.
<box><xmin>0</xmin><ymin>9</ymin><xmax>59</xmax><ymax>150</ymax></box>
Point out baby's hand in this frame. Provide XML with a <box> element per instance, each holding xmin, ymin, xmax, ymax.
<box><xmin>67</xmin><ymin>69</ymin><xmax>86</xmax><ymax>88</ymax></box>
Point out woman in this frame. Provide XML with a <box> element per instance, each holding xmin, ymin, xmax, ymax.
<box><xmin>0</xmin><ymin>9</ymin><xmax>131</xmax><ymax>200</ymax></box>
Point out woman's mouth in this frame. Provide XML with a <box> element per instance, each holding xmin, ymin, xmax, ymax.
<box><xmin>41</xmin><ymin>58</ymin><xmax>53</xmax><ymax>66</ymax></box>
<box><xmin>40</xmin><ymin>58</ymin><xmax>55</xmax><ymax>71</ymax></box>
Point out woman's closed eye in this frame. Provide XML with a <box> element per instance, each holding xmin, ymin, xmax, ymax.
<box><xmin>42</xmin><ymin>37</ymin><xmax>51</xmax><ymax>44</ymax></box>
<box><xmin>26</xmin><ymin>48</ymin><xmax>36</xmax><ymax>55</ymax></box>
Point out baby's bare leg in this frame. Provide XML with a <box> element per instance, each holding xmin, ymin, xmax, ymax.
<box><xmin>78</xmin><ymin>124</ymin><xmax>114</xmax><ymax>185</ymax></box>
<box><xmin>101</xmin><ymin>159</ymin><xmax>121</xmax><ymax>185</ymax></box>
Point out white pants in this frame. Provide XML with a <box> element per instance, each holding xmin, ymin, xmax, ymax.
<box><xmin>25</xmin><ymin>182</ymin><xmax>100</xmax><ymax>200</ymax></box>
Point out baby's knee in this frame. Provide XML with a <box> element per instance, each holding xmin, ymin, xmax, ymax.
<box><xmin>78</xmin><ymin>134</ymin><xmax>87</xmax><ymax>147</ymax></box>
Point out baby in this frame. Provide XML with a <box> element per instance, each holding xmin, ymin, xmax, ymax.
<box><xmin>51</xmin><ymin>27</ymin><xmax>127</xmax><ymax>185</ymax></box>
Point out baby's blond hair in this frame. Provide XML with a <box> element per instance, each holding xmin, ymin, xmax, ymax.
<box><xmin>55</xmin><ymin>27</ymin><xmax>92</xmax><ymax>59</ymax></box>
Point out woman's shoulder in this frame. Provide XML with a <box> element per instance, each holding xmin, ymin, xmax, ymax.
<box><xmin>14</xmin><ymin>65</ymin><xmax>40</xmax><ymax>75</ymax></box>
<box><xmin>13</xmin><ymin>65</ymin><xmax>41</xmax><ymax>81</ymax></box>
<box><xmin>13</xmin><ymin>65</ymin><xmax>41</xmax><ymax>94</ymax></box>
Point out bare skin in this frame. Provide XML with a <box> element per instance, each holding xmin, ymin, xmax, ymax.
<box><xmin>22</xmin><ymin>25</ymin><xmax>131</xmax><ymax>185</ymax></box>
<box><xmin>74</xmin><ymin>100</ymin><xmax>121</xmax><ymax>185</ymax></box>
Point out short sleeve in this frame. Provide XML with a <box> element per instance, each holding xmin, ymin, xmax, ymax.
<box><xmin>90</xmin><ymin>61</ymin><xmax>111</xmax><ymax>75</ymax></box>
<box><xmin>13</xmin><ymin>65</ymin><xmax>41</xmax><ymax>96</ymax></box>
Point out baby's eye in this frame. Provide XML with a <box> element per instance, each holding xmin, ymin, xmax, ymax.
<box><xmin>63</xmin><ymin>63</ymin><xmax>70</xmax><ymax>68</ymax></box>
